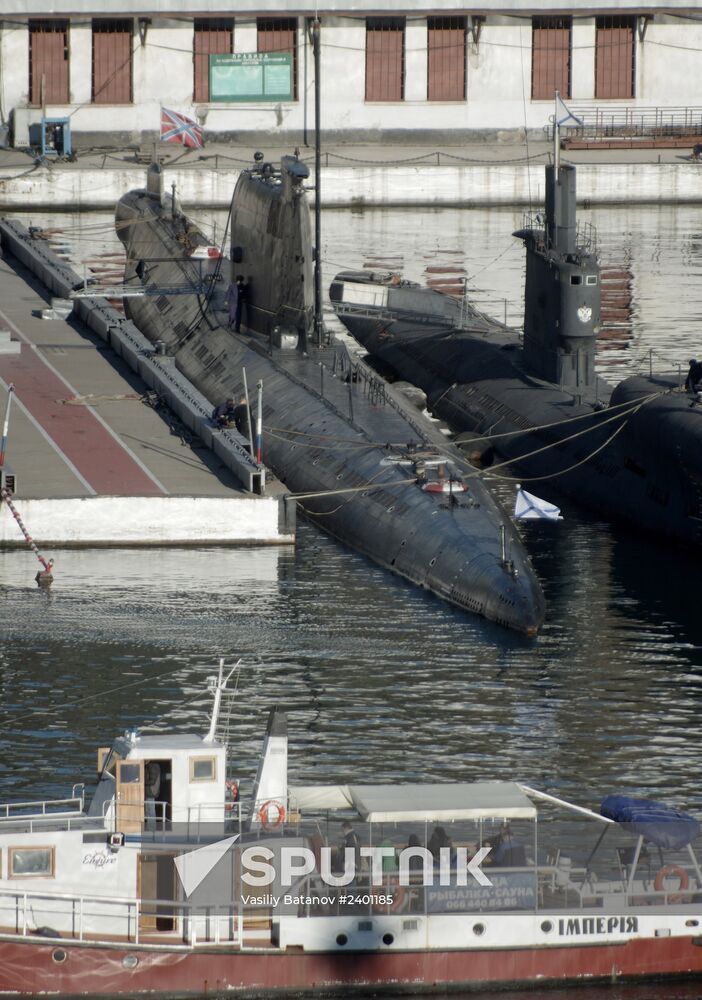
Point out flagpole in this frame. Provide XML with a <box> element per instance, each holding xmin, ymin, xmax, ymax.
<box><xmin>554</xmin><ymin>90</ymin><xmax>560</xmax><ymax>176</ymax></box>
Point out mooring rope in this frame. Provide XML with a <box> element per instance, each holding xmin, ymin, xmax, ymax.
<box><xmin>0</xmin><ymin>487</ymin><xmax>54</xmax><ymax>580</ymax></box>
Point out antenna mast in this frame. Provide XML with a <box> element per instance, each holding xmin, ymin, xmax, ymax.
<box><xmin>312</xmin><ymin>17</ymin><xmax>323</xmax><ymax>347</ymax></box>
<box><xmin>205</xmin><ymin>658</ymin><xmax>239</xmax><ymax>743</ymax></box>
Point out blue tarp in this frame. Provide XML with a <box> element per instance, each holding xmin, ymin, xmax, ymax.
<box><xmin>601</xmin><ymin>795</ymin><xmax>700</xmax><ymax>851</ymax></box>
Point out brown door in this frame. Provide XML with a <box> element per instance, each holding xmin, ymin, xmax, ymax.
<box><xmin>428</xmin><ymin>17</ymin><xmax>466</xmax><ymax>101</ymax></box>
<box><xmin>532</xmin><ymin>17</ymin><xmax>571</xmax><ymax>100</ymax></box>
<box><xmin>194</xmin><ymin>19</ymin><xmax>233</xmax><ymax>102</ymax></box>
<box><xmin>92</xmin><ymin>20</ymin><xmax>133</xmax><ymax>104</ymax></box>
<box><xmin>257</xmin><ymin>19</ymin><xmax>298</xmax><ymax>99</ymax></box>
<box><xmin>29</xmin><ymin>21</ymin><xmax>69</xmax><ymax>105</ymax></box>
<box><xmin>116</xmin><ymin>759</ymin><xmax>144</xmax><ymax>833</ymax></box>
<box><xmin>366</xmin><ymin>19</ymin><xmax>405</xmax><ymax>102</ymax></box>
<box><xmin>138</xmin><ymin>854</ymin><xmax>177</xmax><ymax>933</ymax></box>
<box><xmin>595</xmin><ymin>17</ymin><xmax>634</xmax><ymax>99</ymax></box>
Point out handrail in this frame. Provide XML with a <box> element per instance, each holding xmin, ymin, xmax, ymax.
<box><xmin>0</xmin><ymin>796</ymin><xmax>83</xmax><ymax>819</ymax></box>
<box><xmin>556</xmin><ymin>105</ymin><xmax>702</xmax><ymax>132</ymax></box>
<box><xmin>0</xmin><ymin>884</ymin><xmax>244</xmax><ymax>947</ymax></box>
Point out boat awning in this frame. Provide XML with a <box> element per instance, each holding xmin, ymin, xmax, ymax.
<box><xmin>289</xmin><ymin>786</ymin><xmax>354</xmax><ymax>811</ymax></box>
<box><xmin>601</xmin><ymin>795</ymin><xmax>701</xmax><ymax>850</ymax></box>
<box><xmin>289</xmin><ymin>782</ymin><xmax>536</xmax><ymax>822</ymax></box>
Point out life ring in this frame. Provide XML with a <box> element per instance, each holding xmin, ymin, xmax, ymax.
<box><xmin>259</xmin><ymin>799</ymin><xmax>286</xmax><ymax>830</ymax></box>
<box><xmin>654</xmin><ymin>864</ymin><xmax>690</xmax><ymax>903</ymax></box>
<box><xmin>225</xmin><ymin>779</ymin><xmax>238</xmax><ymax>813</ymax></box>
<box><xmin>373</xmin><ymin>879</ymin><xmax>407</xmax><ymax>914</ymax></box>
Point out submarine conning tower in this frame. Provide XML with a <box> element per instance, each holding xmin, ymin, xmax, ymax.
<box><xmin>230</xmin><ymin>153</ymin><xmax>314</xmax><ymax>352</ymax></box>
<box><xmin>518</xmin><ymin>163</ymin><xmax>600</xmax><ymax>394</ymax></box>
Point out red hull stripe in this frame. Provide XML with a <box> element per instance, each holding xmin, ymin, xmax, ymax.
<box><xmin>1</xmin><ymin>936</ymin><xmax>702</xmax><ymax>996</ymax></box>
<box><xmin>0</xmin><ymin>312</ymin><xmax>166</xmax><ymax>497</ymax></box>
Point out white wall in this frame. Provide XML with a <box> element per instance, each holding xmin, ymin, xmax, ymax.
<box><xmin>0</xmin><ymin>829</ymin><xmax>138</xmax><ymax>937</ymax></box>
<box><xmin>0</xmin><ymin>496</ymin><xmax>292</xmax><ymax>545</ymax></box>
<box><xmin>3</xmin><ymin>12</ymin><xmax>702</xmax><ymax>141</ymax></box>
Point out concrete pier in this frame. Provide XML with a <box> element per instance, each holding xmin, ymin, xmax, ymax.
<box><xmin>0</xmin><ymin>237</ymin><xmax>294</xmax><ymax>549</ymax></box>
<box><xmin>0</xmin><ymin>140</ymin><xmax>700</xmax><ymax>211</ymax></box>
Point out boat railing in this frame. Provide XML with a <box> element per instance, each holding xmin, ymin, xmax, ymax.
<box><xmin>100</xmin><ymin>796</ymin><xmax>242</xmax><ymax>841</ymax></box>
<box><xmin>0</xmin><ymin>795</ymin><xmax>85</xmax><ymax>829</ymax></box>
<box><xmin>291</xmin><ymin>861</ymin><xmax>700</xmax><ymax>917</ymax></box>
<box><xmin>0</xmin><ymin>884</ymin><xmax>244</xmax><ymax>948</ymax></box>
<box><xmin>520</xmin><ymin>214</ymin><xmax>597</xmax><ymax>258</ymax></box>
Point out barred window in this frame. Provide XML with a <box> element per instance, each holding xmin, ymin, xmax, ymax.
<box><xmin>595</xmin><ymin>16</ymin><xmax>635</xmax><ymax>99</ymax></box>
<box><xmin>532</xmin><ymin>16</ymin><xmax>572</xmax><ymax>101</ymax></box>
<box><xmin>29</xmin><ymin>21</ymin><xmax>69</xmax><ymax>105</ymax></box>
<box><xmin>194</xmin><ymin>20</ymin><xmax>234</xmax><ymax>103</ymax></box>
<box><xmin>366</xmin><ymin>19</ymin><xmax>405</xmax><ymax>102</ymax></box>
<box><xmin>92</xmin><ymin>20</ymin><xmax>133</xmax><ymax>104</ymax></box>
<box><xmin>257</xmin><ymin>18</ymin><xmax>297</xmax><ymax>100</ymax></box>
<box><xmin>428</xmin><ymin>17</ymin><xmax>466</xmax><ymax>101</ymax></box>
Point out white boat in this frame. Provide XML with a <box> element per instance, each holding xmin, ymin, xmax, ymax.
<box><xmin>1</xmin><ymin>662</ymin><xmax>701</xmax><ymax>996</ymax></box>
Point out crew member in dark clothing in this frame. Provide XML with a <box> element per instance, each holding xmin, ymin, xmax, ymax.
<box><xmin>227</xmin><ymin>275</ymin><xmax>248</xmax><ymax>333</ymax></box>
<box><xmin>428</xmin><ymin>825</ymin><xmax>451</xmax><ymax>860</ymax></box>
<box><xmin>234</xmin><ymin>396</ymin><xmax>255</xmax><ymax>441</ymax></box>
<box><xmin>212</xmin><ymin>397</ymin><xmax>236</xmax><ymax>427</ymax></box>
<box><xmin>337</xmin><ymin>821</ymin><xmax>362</xmax><ymax>874</ymax></box>
<box><xmin>685</xmin><ymin>358</ymin><xmax>702</xmax><ymax>393</ymax></box>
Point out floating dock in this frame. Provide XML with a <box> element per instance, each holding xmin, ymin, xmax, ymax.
<box><xmin>0</xmin><ymin>222</ymin><xmax>294</xmax><ymax>550</ymax></box>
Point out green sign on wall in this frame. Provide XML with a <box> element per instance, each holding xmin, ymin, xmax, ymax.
<box><xmin>209</xmin><ymin>53</ymin><xmax>293</xmax><ymax>103</ymax></box>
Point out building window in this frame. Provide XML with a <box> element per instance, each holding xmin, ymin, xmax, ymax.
<box><xmin>9</xmin><ymin>847</ymin><xmax>55</xmax><ymax>878</ymax></box>
<box><xmin>366</xmin><ymin>18</ymin><xmax>405</xmax><ymax>102</ymax></box>
<box><xmin>595</xmin><ymin>16</ymin><xmax>635</xmax><ymax>99</ymax></box>
<box><xmin>28</xmin><ymin>20</ymin><xmax>69</xmax><ymax>106</ymax></box>
<box><xmin>532</xmin><ymin>16</ymin><xmax>572</xmax><ymax>101</ymax></box>
<box><xmin>194</xmin><ymin>19</ymin><xmax>234</xmax><ymax>103</ymax></box>
<box><xmin>428</xmin><ymin>17</ymin><xmax>466</xmax><ymax>101</ymax></box>
<box><xmin>92</xmin><ymin>19</ymin><xmax>133</xmax><ymax>104</ymax></box>
<box><xmin>257</xmin><ymin>18</ymin><xmax>297</xmax><ymax>100</ymax></box>
<box><xmin>189</xmin><ymin>756</ymin><xmax>217</xmax><ymax>782</ymax></box>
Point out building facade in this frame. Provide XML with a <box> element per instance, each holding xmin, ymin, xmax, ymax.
<box><xmin>2</xmin><ymin>2</ymin><xmax>702</xmax><ymax>147</ymax></box>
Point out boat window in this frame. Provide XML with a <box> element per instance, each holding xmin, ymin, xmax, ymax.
<box><xmin>189</xmin><ymin>756</ymin><xmax>217</xmax><ymax>782</ymax></box>
<box><xmin>586</xmin><ymin>275</ymin><xmax>598</xmax><ymax>285</ymax></box>
<box><xmin>119</xmin><ymin>763</ymin><xmax>142</xmax><ymax>783</ymax></box>
<box><xmin>570</xmin><ymin>274</ymin><xmax>582</xmax><ymax>285</ymax></box>
<box><xmin>9</xmin><ymin>846</ymin><xmax>55</xmax><ymax>878</ymax></box>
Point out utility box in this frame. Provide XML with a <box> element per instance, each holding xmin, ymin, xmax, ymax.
<box><xmin>28</xmin><ymin>117</ymin><xmax>71</xmax><ymax>157</ymax></box>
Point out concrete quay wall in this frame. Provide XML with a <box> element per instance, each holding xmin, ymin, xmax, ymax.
<box><xmin>1</xmin><ymin>159</ymin><xmax>701</xmax><ymax>211</ymax></box>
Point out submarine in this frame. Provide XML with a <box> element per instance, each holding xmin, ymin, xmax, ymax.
<box><xmin>330</xmin><ymin>160</ymin><xmax>702</xmax><ymax>549</ymax></box>
<box><xmin>114</xmin><ymin>154</ymin><xmax>545</xmax><ymax>634</ymax></box>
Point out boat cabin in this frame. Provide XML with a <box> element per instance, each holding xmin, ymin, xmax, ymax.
<box><xmin>92</xmin><ymin>730</ymin><xmax>228</xmax><ymax>831</ymax></box>
<box><xmin>0</xmin><ymin>726</ymin><xmax>230</xmax><ymax>943</ymax></box>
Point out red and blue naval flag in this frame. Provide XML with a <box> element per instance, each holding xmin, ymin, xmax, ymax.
<box><xmin>160</xmin><ymin>107</ymin><xmax>203</xmax><ymax>149</ymax></box>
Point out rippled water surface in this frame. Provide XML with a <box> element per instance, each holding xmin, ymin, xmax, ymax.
<box><xmin>4</xmin><ymin>200</ymin><xmax>702</xmax><ymax>998</ymax></box>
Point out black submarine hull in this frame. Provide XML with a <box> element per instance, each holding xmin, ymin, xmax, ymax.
<box><xmin>330</xmin><ymin>272</ymin><xmax>702</xmax><ymax>548</ymax></box>
<box><xmin>114</xmin><ymin>162</ymin><xmax>545</xmax><ymax>634</ymax></box>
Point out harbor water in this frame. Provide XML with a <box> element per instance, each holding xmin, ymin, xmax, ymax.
<box><xmin>2</xmin><ymin>200</ymin><xmax>702</xmax><ymax>999</ymax></box>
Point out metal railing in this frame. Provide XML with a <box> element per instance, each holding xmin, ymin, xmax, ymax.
<box><xmin>290</xmin><ymin>863</ymin><xmax>700</xmax><ymax>918</ymax></box>
<box><xmin>558</xmin><ymin>106</ymin><xmax>702</xmax><ymax>144</ymax></box>
<box><xmin>0</xmin><ymin>794</ymin><xmax>86</xmax><ymax>833</ymax></box>
<box><xmin>0</xmin><ymin>885</ymin><xmax>244</xmax><ymax>948</ymax></box>
<box><xmin>100</xmin><ymin>796</ymin><xmax>242</xmax><ymax>840</ymax></box>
